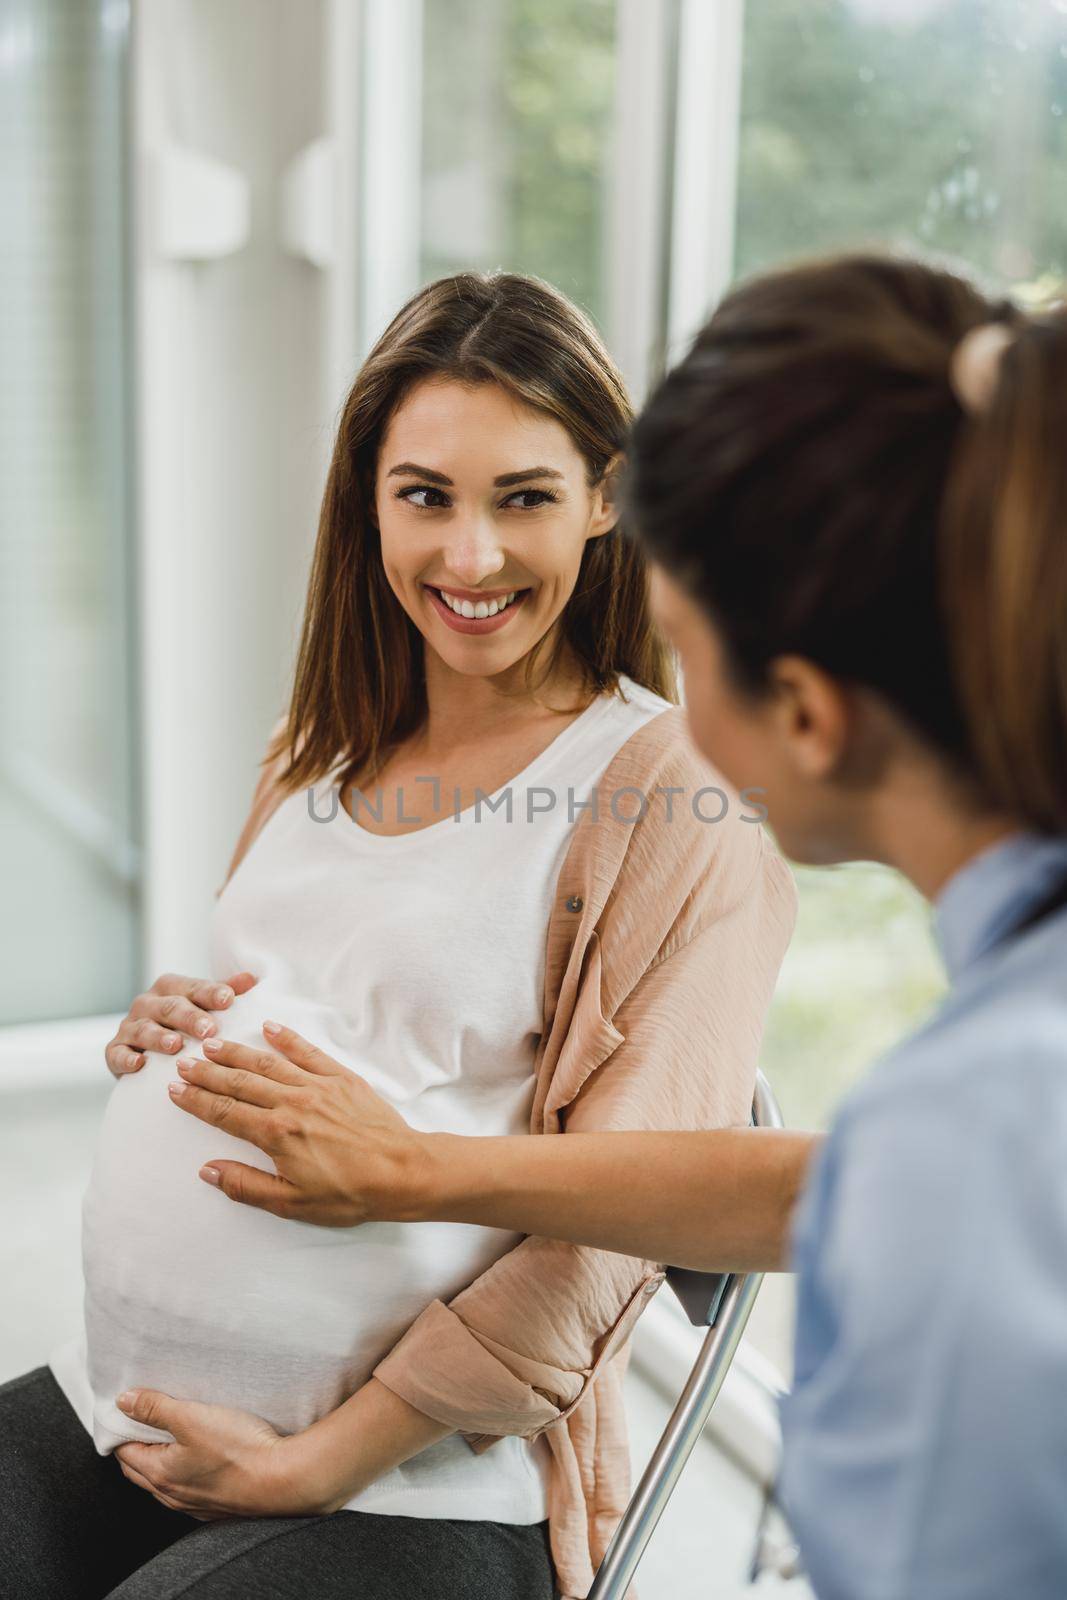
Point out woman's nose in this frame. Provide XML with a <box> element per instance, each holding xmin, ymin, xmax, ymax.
<box><xmin>440</xmin><ymin>520</ymin><xmax>508</xmax><ymax>586</ymax></box>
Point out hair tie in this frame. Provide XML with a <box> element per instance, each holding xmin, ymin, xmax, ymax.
<box><xmin>948</xmin><ymin>322</ymin><xmax>1015</xmax><ymax>415</ymax></box>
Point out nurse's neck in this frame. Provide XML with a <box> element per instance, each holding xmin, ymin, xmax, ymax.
<box><xmin>851</xmin><ymin>751</ymin><xmax>1020</xmax><ymax>906</ymax></box>
<box><xmin>805</xmin><ymin>686</ymin><xmax>1023</xmax><ymax>906</ymax></box>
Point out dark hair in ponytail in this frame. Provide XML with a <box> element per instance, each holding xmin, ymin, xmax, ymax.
<box><xmin>941</xmin><ymin>306</ymin><xmax>1067</xmax><ymax>833</ymax></box>
<box><xmin>624</xmin><ymin>250</ymin><xmax>1067</xmax><ymax>833</ymax></box>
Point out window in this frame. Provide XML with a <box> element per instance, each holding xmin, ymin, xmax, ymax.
<box><xmin>421</xmin><ymin>0</ymin><xmax>618</xmax><ymax>326</ymax></box>
<box><xmin>740</xmin><ymin>0</ymin><xmax>1067</xmax><ymax>1138</ymax></box>
<box><xmin>733</xmin><ymin>0</ymin><xmax>1066</xmax><ymax>1378</ymax></box>
<box><xmin>0</xmin><ymin>0</ymin><xmax>139</xmax><ymax>1026</ymax></box>
<box><xmin>736</xmin><ymin>0</ymin><xmax>1067</xmax><ymax>293</ymax></box>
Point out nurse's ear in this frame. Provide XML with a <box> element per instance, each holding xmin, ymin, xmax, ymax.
<box><xmin>766</xmin><ymin>654</ymin><xmax>855</xmax><ymax>782</ymax></box>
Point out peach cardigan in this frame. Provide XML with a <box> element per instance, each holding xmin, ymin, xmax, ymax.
<box><xmin>221</xmin><ymin>702</ymin><xmax>799</xmax><ymax>1600</ymax></box>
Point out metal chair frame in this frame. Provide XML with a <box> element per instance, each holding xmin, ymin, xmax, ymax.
<box><xmin>588</xmin><ymin>1068</ymin><xmax>784</xmax><ymax>1599</ymax></box>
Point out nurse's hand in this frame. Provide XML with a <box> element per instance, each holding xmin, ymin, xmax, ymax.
<box><xmin>112</xmin><ymin>1388</ymin><xmax>325</xmax><ymax>1520</ymax></box>
<box><xmin>168</xmin><ymin>1022</ymin><xmax>427</xmax><ymax>1226</ymax></box>
<box><xmin>105</xmin><ymin>971</ymin><xmax>260</xmax><ymax>1078</ymax></box>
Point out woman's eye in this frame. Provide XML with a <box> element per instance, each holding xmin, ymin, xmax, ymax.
<box><xmin>394</xmin><ymin>486</ymin><xmax>558</xmax><ymax>511</ymax></box>
<box><xmin>396</xmin><ymin>485</ymin><xmax>448</xmax><ymax>509</ymax></box>
<box><xmin>505</xmin><ymin>489</ymin><xmax>557</xmax><ymax>509</ymax></box>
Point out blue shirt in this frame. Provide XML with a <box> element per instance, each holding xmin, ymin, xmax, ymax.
<box><xmin>778</xmin><ymin>831</ymin><xmax>1067</xmax><ymax>1600</ymax></box>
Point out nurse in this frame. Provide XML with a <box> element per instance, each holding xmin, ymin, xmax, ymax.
<box><xmin>167</xmin><ymin>249</ymin><xmax>1067</xmax><ymax>1599</ymax></box>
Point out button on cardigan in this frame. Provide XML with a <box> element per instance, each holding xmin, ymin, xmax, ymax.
<box><xmin>222</xmin><ymin>702</ymin><xmax>799</xmax><ymax>1599</ymax></box>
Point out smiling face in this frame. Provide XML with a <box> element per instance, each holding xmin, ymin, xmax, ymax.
<box><xmin>372</xmin><ymin>377</ymin><xmax>619</xmax><ymax>685</ymax></box>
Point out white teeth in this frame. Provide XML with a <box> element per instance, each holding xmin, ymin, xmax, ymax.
<box><xmin>437</xmin><ymin>588</ymin><xmax>519</xmax><ymax>619</ymax></box>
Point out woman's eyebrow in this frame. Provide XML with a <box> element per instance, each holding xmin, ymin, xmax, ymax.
<box><xmin>386</xmin><ymin>462</ymin><xmax>565</xmax><ymax>487</ymax></box>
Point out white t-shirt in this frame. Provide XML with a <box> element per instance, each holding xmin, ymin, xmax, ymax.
<box><xmin>49</xmin><ymin>674</ymin><xmax>671</xmax><ymax>1522</ymax></box>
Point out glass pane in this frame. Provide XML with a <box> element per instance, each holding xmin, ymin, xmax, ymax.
<box><xmin>420</xmin><ymin>0</ymin><xmax>618</xmax><ymax>324</ymax></box>
<box><xmin>737</xmin><ymin>0</ymin><xmax>1067</xmax><ymax>1134</ymax></box>
<box><xmin>732</xmin><ymin>0</ymin><xmax>1067</xmax><ymax>1379</ymax></box>
<box><xmin>736</xmin><ymin>0</ymin><xmax>1067</xmax><ymax>290</ymax></box>
<box><xmin>0</xmin><ymin>0</ymin><xmax>140</xmax><ymax>1025</ymax></box>
<box><xmin>761</xmin><ymin>865</ymin><xmax>945</xmax><ymax>1132</ymax></box>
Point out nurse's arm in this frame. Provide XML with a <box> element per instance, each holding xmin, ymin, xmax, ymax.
<box><xmin>402</xmin><ymin>1125</ymin><xmax>820</xmax><ymax>1274</ymax></box>
<box><xmin>178</xmin><ymin>1029</ymin><xmax>818</xmax><ymax>1272</ymax></box>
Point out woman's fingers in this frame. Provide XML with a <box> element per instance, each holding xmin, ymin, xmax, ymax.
<box><xmin>116</xmin><ymin>1454</ymin><xmax>180</xmax><ymax>1504</ymax></box>
<box><xmin>144</xmin><ymin>971</ymin><xmax>258</xmax><ymax>1041</ymax></box>
<box><xmin>105</xmin><ymin>1041</ymin><xmax>149</xmax><ymax>1078</ymax></box>
<box><xmin>104</xmin><ymin>972</ymin><xmax>258</xmax><ymax>1079</ymax></box>
<box><xmin>117</xmin><ymin>1456</ymin><xmax>214</xmax><ymax>1519</ymax></box>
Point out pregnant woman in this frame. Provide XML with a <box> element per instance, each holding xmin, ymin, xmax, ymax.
<box><xmin>191</xmin><ymin>253</ymin><xmax>1067</xmax><ymax>1599</ymax></box>
<box><xmin>0</xmin><ymin>270</ymin><xmax>797</xmax><ymax>1600</ymax></box>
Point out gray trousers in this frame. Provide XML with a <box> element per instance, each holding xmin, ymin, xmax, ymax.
<box><xmin>0</xmin><ymin>1366</ymin><xmax>558</xmax><ymax>1600</ymax></box>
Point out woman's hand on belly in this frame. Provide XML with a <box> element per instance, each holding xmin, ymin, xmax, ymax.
<box><xmin>112</xmin><ymin>1389</ymin><xmax>323</xmax><ymax>1521</ymax></box>
<box><xmin>113</xmin><ymin>1378</ymin><xmax>456</xmax><ymax>1520</ymax></box>
<box><xmin>105</xmin><ymin>969</ymin><xmax>259</xmax><ymax>1078</ymax></box>
<box><xmin>168</xmin><ymin>1020</ymin><xmax>429</xmax><ymax>1226</ymax></box>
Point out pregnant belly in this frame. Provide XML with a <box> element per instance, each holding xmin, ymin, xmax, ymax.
<box><xmin>82</xmin><ymin>1046</ymin><xmax>519</xmax><ymax>1445</ymax></box>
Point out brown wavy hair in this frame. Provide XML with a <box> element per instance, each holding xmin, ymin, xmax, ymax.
<box><xmin>625</xmin><ymin>249</ymin><xmax>1067</xmax><ymax>833</ymax></box>
<box><xmin>263</xmin><ymin>271</ymin><xmax>678</xmax><ymax>798</ymax></box>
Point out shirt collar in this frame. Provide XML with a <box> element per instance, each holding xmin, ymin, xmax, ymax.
<box><xmin>933</xmin><ymin>829</ymin><xmax>1067</xmax><ymax>983</ymax></box>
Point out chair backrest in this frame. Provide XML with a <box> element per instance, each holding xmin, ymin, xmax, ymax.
<box><xmin>587</xmin><ymin>1068</ymin><xmax>784</xmax><ymax>1600</ymax></box>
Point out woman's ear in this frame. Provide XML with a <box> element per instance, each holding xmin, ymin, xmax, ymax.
<box><xmin>588</xmin><ymin>450</ymin><xmax>625</xmax><ymax>539</ymax></box>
